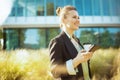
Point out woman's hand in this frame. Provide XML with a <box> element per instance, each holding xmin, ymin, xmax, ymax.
<box><xmin>73</xmin><ymin>50</ymin><xmax>93</xmax><ymax>68</ymax></box>
<box><xmin>78</xmin><ymin>50</ymin><xmax>93</xmax><ymax>62</ymax></box>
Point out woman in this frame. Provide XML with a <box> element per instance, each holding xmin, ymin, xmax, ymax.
<box><xmin>49</xmin><ymin>5</ymin><xmax>93</xmax><ymax>80</ymax></box>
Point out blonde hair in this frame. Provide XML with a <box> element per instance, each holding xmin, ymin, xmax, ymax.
<box><xmin>56</xmin><ymin>5</ymin><xmax>77</xmax><ymax>27</ymax></box>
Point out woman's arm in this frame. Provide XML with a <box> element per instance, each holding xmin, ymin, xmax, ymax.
<box><xmin>49</xmin><ymin>39</ymin><xmax>68</xmax><ymax>78</ymax></box>
<box><xmin>73</xmin><ymin>50</ymin><xmax>93</xmax><ymax>68</ymax></box>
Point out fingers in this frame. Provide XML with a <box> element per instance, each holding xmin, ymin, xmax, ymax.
<box><xmin>80</xmin><ymin>49</ymin><xmax>86</xmax><ymax>53</ymax></box>
<box><xmin>77</xmin><ymin>50</ymin><xmax>93</xmax><ymax>63</ymax></box>
<box><xmin>81</xmin><ymin>52</ymin><xmax>93</xmax><ymax>61</ymax></box>
<box><xmin>83</xmin><ymin>52</ymin><xmax>92</xmax><ymax>59</ymax></box>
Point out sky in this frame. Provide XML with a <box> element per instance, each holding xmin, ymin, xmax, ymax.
<box><xmin>0</xmin><ymin>0</ymin><xmax>14</xmax><ymax>25</ymax></box>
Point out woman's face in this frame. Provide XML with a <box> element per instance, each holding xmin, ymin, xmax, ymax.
<box><xmin>64</xmin><ymin>10</ymin><xmax>80</xmax><ymax>31</ymax></box>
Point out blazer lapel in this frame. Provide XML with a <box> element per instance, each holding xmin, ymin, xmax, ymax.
<box><xmin>73</xmin><ymin>35</ymin><xmax>84</xmax><ymax>49</ymax></box>
<box><xmin>60</xmin><ymin>32</ymin><xmax>78</xmax><ymax>59</ymax></box>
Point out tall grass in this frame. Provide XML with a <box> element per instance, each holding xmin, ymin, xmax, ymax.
<box><xmin>0</xmin><ymin>48</ymin><xmax>120</xmax><ymax>80</ymax></box>
<box><xmin>0</xmin><ymin>49</ymin><xmax>53</xmax><ymax>80</ymax></box>
<box><xmin>90</xmin><ymin>48</ymin><xmax>120</xmax><ymax>80</ymax></box>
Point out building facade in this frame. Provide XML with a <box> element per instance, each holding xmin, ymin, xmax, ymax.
<box><xmin>2</xmin><ymin>0</ymin><xmax>120</xmax><ymax>50</ymax></box>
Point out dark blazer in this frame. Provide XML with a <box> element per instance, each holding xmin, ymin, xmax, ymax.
<box><xmin>49</xmin><ymin>31</ymin><xmax>91</xmax><ymax>80</ymax></box>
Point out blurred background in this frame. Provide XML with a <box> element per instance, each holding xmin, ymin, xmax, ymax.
<box><xmin>0</xmin><ymin>0</ymin><xmax>120</xmax><ymax>50</ymax></box>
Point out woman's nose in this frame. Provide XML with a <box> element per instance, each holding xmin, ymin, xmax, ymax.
<box><xmin>76</xmin><ymin>19</ymin><xmax>80</xmax><ymax>23</ymax></box>
<box><xmin>76</xmin><ymin>18</ymin><xmax>79</xmax><ymax>21</ymax></box>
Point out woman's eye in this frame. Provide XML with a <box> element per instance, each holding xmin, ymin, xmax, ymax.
<box><xmin>73</xmin><ymin>17</ymin><xmax>76</xmax><ymax>18</ymax></box>
<box><xmin>73</xmin><ymin>16</ymin><xmax>79</xmax><ymax>19</ymax></box>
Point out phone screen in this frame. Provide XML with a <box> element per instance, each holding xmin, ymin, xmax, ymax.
<box><xmin>83</xmin><ymin>43</ymin><xmax>99</xmax><ymax>52</ymax></box>
<box><xmin>88</xmin><ymin>45</ymin><xmax>99</xmax><ymax>52</ymax></box>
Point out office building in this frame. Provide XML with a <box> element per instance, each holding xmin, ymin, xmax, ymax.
<box><xmin>1</xmin><ymin>0</ymin><xmax>120</xmax><ymax>50</ymax></box>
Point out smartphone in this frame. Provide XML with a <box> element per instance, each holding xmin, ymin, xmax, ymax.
<box><xmin>88</xmin><ymin>45</ymin><xmax>99</xmax><ymax>52</ymax></box>
<box><xmin>83</xmin><ymin>43</ymin><xmax>100</xmax><ymax>52</ymax></box>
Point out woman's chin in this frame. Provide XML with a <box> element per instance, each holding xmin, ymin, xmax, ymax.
<box><xmin>75</xmin><ymin>26</ymin><xmax>79</xmax><ymax>30</ymax></box>
<box><xmin>73</xmin><ymin>27</ymin><xmax>79</xmax><ymax>30</ymax></box>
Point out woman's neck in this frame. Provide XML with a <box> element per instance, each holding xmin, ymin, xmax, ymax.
<box><xmin>62</xmin><ymin>26</ymin><xmax>74</xmax><ymax>38</ymax></box>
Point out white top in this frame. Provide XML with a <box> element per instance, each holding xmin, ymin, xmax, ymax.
<box><xmin>64</xmin><ymin>31</ymin><xmax>90</xmax><ymax>80</ymax></box>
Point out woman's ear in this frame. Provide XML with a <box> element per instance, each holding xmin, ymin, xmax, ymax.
<box><xmin>60</xmin><ymin>17</ymin><xmax>64</xmax><ymax>24</ymax></box>
<box><xmin>62</xmin><ymin>18</ymin><xmax>67</xmax><ymax>24</ymax></box>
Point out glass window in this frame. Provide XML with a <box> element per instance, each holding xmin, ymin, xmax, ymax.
<box><xmin>77</xmin><ymin>28</ymin><xmax>99</xmax><ymax>44</ymax></box>
<box><xmin>111</xmin><ymin>0</ymin><xmax>120</xmax><ymax>16</ymax></box>
<box><xmin>102</xmin><ymin>0</ymin><xmax>110</xmax><ymax>16</ymax></box>
<box><xmin>4</xmin><ymin>27</ymin><xmax>120</xmax><ymax>50</ymax></box>
<box><xmin>75</xmin><ymin>0</ymin><xmax>84</xmax><ymax>15</ymax></box>
<box><xmin>10</xmin><ymin>0</ymin><xmax>24</xmax><ymax>16</ymax></box>
<box><xmin>26</xmin><ymin>0</ymin><xmax>36</xmax><ymax>16</ymax></box>
<box><xmin>47</xmin><ymin>28</ymin><xmax>60</xmax><ymax>46</ymax></box>
<box><xmin>76</xmin><ymin>27</ymin><xmax>120</xmax><ymax>48</ymax></box>
<box><xmin>99</xmin><ymin>28</ymin><xmax>120</xmax><ymax>48</ymax></box>
<box><xmin>36</xmin><ymin>0</ymin><xmax>44</xmax><ymax>16</ymax></box>
<box><xmin>10</xmin><ymin>7</ymin><xmax>16</xmax><ymax>16</ymax></box>
<box><xmin>4</xmin><ymin>28</ymin><xmax>60</xmax><ymax>50</ymax></box>
<box><xmin>47</xmin><ymin>0</ymin><xmax>54</xmax><ymax>16</ymax></box>
<box><xmin>17</xmin><ymin>7</ymin><xmax>23</xmax><ymax>16</ymax></box>
<box><xmin>84</xmin><ymin>0</ymin><xmax>92</xmax><ymax>15</ymax></box>
<box><xmin>64</xmin><ymin>0</ymin><xmax>73</xmax><ymax>5</ymax></box>
<box><xmin>116</xmin><ymin>0</ymin><xmax>120</xmax><ymax>16</ymax></box>
<box><xmin>92</xmin><ymin>0</ymin><xmax>100</xmax><ymax>16</ymax></box>
<box><xmin>56</xmin><ymin>0</ymin><xmax>65</xmax><ymax>8</ymax></box>
<box><xmin>5</xmin><ymin>29</ymin><xmax>21</xmax><ymax>50</ymax></box>
<box><xmin>0</xmin><ymin>29</ymin><xmax>3</xmax><ymax>49</ymax></box>
<box><xmin>24</xmin><ymin>29</ymin><xmax>39</xmax><ymax>48</ymax></box>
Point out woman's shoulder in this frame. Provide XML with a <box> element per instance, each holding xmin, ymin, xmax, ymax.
<box><xmin>50</xmin><ymin>34</ymin><xmax>64</xmax><ymax>43</ymax></box>
<box><xmin>49</xmin><ymin>31</ymin><xmax>67</xmax><ymax>47</ymax></box>
<box><xmin>48</xmin><ymin>34</ymin><xmax>64</xmax><ymax>49</ymax></box>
